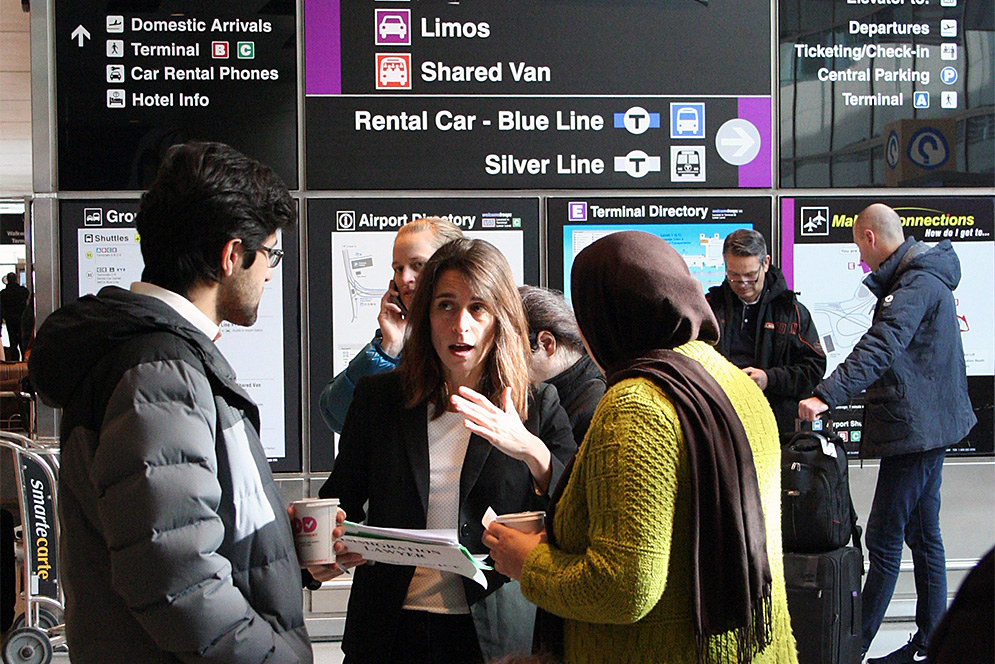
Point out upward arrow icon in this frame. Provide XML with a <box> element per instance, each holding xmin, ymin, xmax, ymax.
<box><xmin>71</xmin><ymin>25</ymin><xmax>90</xmax><ymax>47</ymax></box>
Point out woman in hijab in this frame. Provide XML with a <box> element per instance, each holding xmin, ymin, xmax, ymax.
<box><xmin>484</xmin><ymin>231</ymin><xmax>798</xmax><ymax>664</ymax></box>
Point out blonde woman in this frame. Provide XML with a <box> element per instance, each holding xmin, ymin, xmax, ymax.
<box><xmin>319</xmin><ymin>217</ymin><xmax>463</xmax><ymax>432</ymax></box>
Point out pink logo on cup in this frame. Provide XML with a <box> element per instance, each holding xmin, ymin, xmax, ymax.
<box><xmin>291</xmin><ymin>518</ymin><xmax>303</xmax><ymax>535</ymax></box>
<box><xmin>302</xmin><ymin>517</ymin><xmax>318</xmax><ymax>533</ymax></box>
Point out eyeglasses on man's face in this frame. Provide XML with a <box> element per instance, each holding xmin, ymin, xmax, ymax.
<box><xmin>258</xmin><ymin>244</ymin><xmax>284</xmax><ymax>268</ymax></box>
<box><xmin>725</xmin><ymin>270</ymin><xmax>762</xmax><ymax>285</ymax></box>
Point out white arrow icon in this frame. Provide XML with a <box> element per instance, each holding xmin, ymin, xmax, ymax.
<box><xmin>715</xmin><ymin>119</ymin><xmax>762</xmax><ymax>166</ymax></box>
<box><xmin>720</xmin><ymin>126</ymin><xmax>754</xmax><ymax>158</ymax></box>
<box><xmin>71</xmin><ymin>25</ymin><xmax>91</xmax><ymax>47</ymax></box>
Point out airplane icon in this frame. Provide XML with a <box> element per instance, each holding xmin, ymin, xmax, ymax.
<box><xmin>801</xmin><ymin>207</ymin><xmax>829</xmax><ymax>235</ymax></box>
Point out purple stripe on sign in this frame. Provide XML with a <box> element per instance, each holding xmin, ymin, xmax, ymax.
<box><xmin>781</xmin><ymin>197</ymin><xmax>796</xmax><ymax>290</ymax></box>
<box><xmin>737</xmin><ymin>97</ymin><xmax>772</xmax><ymax>188</ymax></box>
<box><xmin>305</xmin><ymin>0</ymin><xmax>341</xmax><ymax>95</ymax></box>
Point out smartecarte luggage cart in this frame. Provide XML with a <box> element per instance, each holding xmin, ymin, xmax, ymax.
<box><xmin>1</xmin><ymin>432</ymin><xmax>64</xmax><ymax>664</ymax></box>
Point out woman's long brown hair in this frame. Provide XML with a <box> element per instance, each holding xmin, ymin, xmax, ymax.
<box><xmin>399</xmin><ymin>238</ymin><xmax>531</xmax><ymax>420</ymax></box>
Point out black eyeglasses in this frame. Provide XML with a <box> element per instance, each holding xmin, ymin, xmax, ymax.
<box><xmin>259</xmin><ymin>244</ymin><xmax>284</xmax><ymax>268</ymax></box>
<box><xmin>725</xmin><ymin>270</ymin><xmax>761</xmax><ymax>285</ymax></box>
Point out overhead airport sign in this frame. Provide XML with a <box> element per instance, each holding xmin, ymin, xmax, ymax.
<box><xmin>304</xmin><ymin>0</ymin><xmax>772</xmax><ymax>190</ymax></box>
<box><xmin>55</xmin><ymin>1</ymin><xmax>298</xmax><ymax>191</ymax></box>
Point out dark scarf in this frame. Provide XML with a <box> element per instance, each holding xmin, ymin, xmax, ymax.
<box><xmin>550</xmin><ymin>231</ymin><xmax>772</xmax><ymax>664</ymax></box>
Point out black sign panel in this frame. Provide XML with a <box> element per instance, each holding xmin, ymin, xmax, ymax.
<box><xmin>305</xmin><ymin>0</ymin><xmax>772</xmax><ymax>190</ymax></box>
<box><xmin>0</xmin><ymin>213</ymin><xmax>24</xmax><ymax>245</ymax></box>
<box><xmin>781</xmin><ymin>195</ymin><xmax>994</xmax><ymax>455</ymax></box>
<box><xmin>780</xmin><ymin>0</ymin><xmax>995</xmax><ymax>187</ymax></box>
<box><xmin>307</xmin><ymin>197</ymin><xmax>540</xmax><ymax>471</ymax></box>
<box><xmin>58</xmin><ymin>199</ymin><xmax>303</xmax><ymax>472</ymax></box>
<box><xmin>55</xmin><ymin>1</ymin><xmax>298</xmax><ymax>191</ymax></box>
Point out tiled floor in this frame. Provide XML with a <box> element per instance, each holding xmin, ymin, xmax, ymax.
<box><xmin>35</xmin><ymin>622</ymin><xmax>917</xmax><ymax>663</ymax></box>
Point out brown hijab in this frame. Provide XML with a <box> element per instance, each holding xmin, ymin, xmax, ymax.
<box><xmin>570</xmin><ymin>231</ymin><xmax>772</xmax><ymax>664</ymax></box>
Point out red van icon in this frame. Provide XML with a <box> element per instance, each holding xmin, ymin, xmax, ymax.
<box><xmin>377</xmin><ymin>55</ymin><xmax>410</xmax><ymax>89</ymax></box>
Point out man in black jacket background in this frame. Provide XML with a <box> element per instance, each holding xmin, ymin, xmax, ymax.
<box><xmin>706</xmin><ymin>229</ymin><xmax>826</xmax><ymax>435</ymax></box>
<box><xmin>520</xmin><ymin>285</ymin><xmax>606</xmax><ymax>445</ymax></box>
<box><xmin>799</xmin><ymin>204</ymin><xmax>977</xmax><ymax>664</ymax></box>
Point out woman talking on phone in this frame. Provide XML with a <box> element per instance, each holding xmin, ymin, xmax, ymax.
<box><xmin>319</xmin><ymin>217</ymin><xmax>463</xmax><ymax>433</ymax></box>
<box><xmin>316</xmin><ymin>239</ymin><xmax>576</xmax><ymax>664</ymax></box>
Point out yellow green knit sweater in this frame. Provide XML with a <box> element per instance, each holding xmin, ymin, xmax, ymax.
<box><xmin>520</xmin><ymin>341</ymin><xmax>799</xmax><ymax>664</ymax></box>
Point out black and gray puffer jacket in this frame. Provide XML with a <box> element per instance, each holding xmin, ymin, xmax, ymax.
<box><xmin>29</xmin><ymin>286</ymin><xmax>312</xmax><ymax>663</ymax></box>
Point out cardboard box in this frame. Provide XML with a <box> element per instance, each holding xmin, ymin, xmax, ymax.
<box><xmin>883</xmin><ymin>118</ymin><xmax>956</xmax><ymax>186</ymax></box>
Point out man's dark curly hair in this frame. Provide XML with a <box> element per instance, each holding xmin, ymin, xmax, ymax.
<box><xmin>136</xmin><ymin>141</ymin><xmax>296</xmax><ymax>295</ymax></box>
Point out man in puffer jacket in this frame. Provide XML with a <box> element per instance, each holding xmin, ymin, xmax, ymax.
<box><xmin>28</xmin><ymin>142</ymin><xmax>312</xmax><ymax>663</ymax></box>
<box><xmin>799</xmin><ymin>203</ymin><xmax>976</xmax><ymax>664</ymax></box>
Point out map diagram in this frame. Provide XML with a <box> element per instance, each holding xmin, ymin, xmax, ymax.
<box><xmin>563</xmin><ymin>223</ymin><xmax>747</xmax><ymax>302</ymax></box>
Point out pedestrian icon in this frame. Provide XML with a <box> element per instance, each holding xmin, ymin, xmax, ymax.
<box><xmin>670</xmin><ymin>103</ymin><xmax>705</xmax><ymax>139</ymax></box>
<box><xmin>106</xmin><ymin>39</ymin><xmax>123</xmax><ymax>57</ymax></box>
<box><xmin>941</xmin><ymin>91</ymin><xmax>957</xmax><ymax>109</ymax></box>
<box><xmin>940</xmin><ymin>67</ymin><xmax>958</xmax><ymax>85</ymax></box>
<box><xmin>913</xmin><ymin>92</ymin><xmax>930</xmax><ymax>109</ymax></box>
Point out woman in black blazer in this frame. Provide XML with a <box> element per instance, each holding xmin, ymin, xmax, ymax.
<box><xmin>315</xmin><ymin>239</ymin><xmax>577</xmax><ymax>664</ymax></box>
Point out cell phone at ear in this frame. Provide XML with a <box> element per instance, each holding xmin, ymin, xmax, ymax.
<box><xmin>389</xmin><ymin>280</ymin><xmax>407</xmax><ymax>315</ymax></box>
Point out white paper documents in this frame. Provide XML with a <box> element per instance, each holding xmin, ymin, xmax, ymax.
<box><xmin>341</xmin><ymin>521</ymin><xmax>491</xmax><ymax>588</ymax></box>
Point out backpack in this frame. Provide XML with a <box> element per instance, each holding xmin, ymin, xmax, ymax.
<box><xmin>781</xmin><ymin>422</ymin><xmax>862</xmax><ymax>554</ymax></box>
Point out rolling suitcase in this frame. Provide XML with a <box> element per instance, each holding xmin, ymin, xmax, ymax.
<box><xmin>784</xmin><ymin>546</ymin><xmax>863</xmax><ymax>664</ymax></box>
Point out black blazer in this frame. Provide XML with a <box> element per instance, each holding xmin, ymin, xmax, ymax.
<box><xmin>319</xmin><ymin>371</ymin><xmax>576</xmax><ymax>663</ymax></box>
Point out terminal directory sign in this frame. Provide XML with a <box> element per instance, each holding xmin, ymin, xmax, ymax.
<box><xmin>55</xmin><ymin>1</ymin><xmax>298</xmax><ymax>191</ymax></box>
<box><xmin>305</xmin><ymin>0</ymin><xmax>772</xmax><ymax>190</ymax></box>
<box><xmin>59</xmin><ymin>200</ymin><xmax>303</xmax><ymax>471</ymax></box>
<box><xmin>780</xmin><ymin>0</ymin><xmax>994</xmax><ymax>187</ymax></box>
<box><xmin>782</xmin><ymin>196</ymin><xmax>994</xmax><ymax>455</ymax></box>
<box><xmin>306</xmin><ymin>198</ymin><xmax>540</xmax><ymax>471</ymax></box>
<box><xmin>546</xmin><ymin>196</ymin><xmax>771</xmax><ymax>298</ymax></box>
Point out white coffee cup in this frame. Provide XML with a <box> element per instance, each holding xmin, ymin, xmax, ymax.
<box><xmin>494</xmin><ymin>510</ymin><xmax>545</xmax><ymax>534</ymax></box>
<box><xmin>290</xmin><ymin>498</ymin><xmax>339</xmax><ymax>565</ymax></box>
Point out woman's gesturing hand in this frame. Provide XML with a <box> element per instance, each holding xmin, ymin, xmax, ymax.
<box><xmin>451</xmin><ymin>386</ymin><xmax>552</xmax><ymax>491</ymax></box>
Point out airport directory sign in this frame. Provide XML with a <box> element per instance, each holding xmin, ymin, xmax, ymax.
<box><xmin>306</xmin><ymin>198</ymin><xmax>540</xmax><ymax>471</ymax></box>
<box><xmin>304</xmin><ymin>0</ymin><xmax>772</xmax><ymax>190</ymax></box>
<box><xmin>546</xmin><ymin>196</ymin><xmax>772</xmax><ymax>300</ymax></box>
<box><xmin>54</xmin><ymin>1</ymin><xmax>298</xmax><ymax>191</ymax></box>
<box><xmin>58</xmin><ymin>200</ymin><xmax>303</xmax><ymax>472</ymax></box>
<box><xmin>781</xmin><ymin>196</ymin><xmax>995</xmax><ymax>455</ymax></box>
<box><xmin>780</xmin><ymin>0</ymin><xmax>995</xmax><ymax>187</ymax></box>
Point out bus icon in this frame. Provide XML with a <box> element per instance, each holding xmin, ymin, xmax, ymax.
<box><xmin>675</xmin><ymin>150</ymin><xmax>700</xmax><ymax>175</ymax></box>
<box><xmin>376</xmin><ymin>54</ymin><xmax>411</xmax><ymax>90</ymax></box>
<box><xmin>670</xmin><ymin>103</ymin><xmax>705</xmax><ymax>139</ymax></box>
<box><xmin>670</xmin><ymin>146</ymin><xmax>705</xmax><ymax>182</ymax></box>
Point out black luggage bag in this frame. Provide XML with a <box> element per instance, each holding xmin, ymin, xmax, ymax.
<box><xmin>781</xmin><ymin>421</ymin><xmax>858</xmax><ymax>553</ymax></box>
<box><xmin>784</xmin><ymin>546</ymin><xmax>863</xmax><ymax>664</ymax></box>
